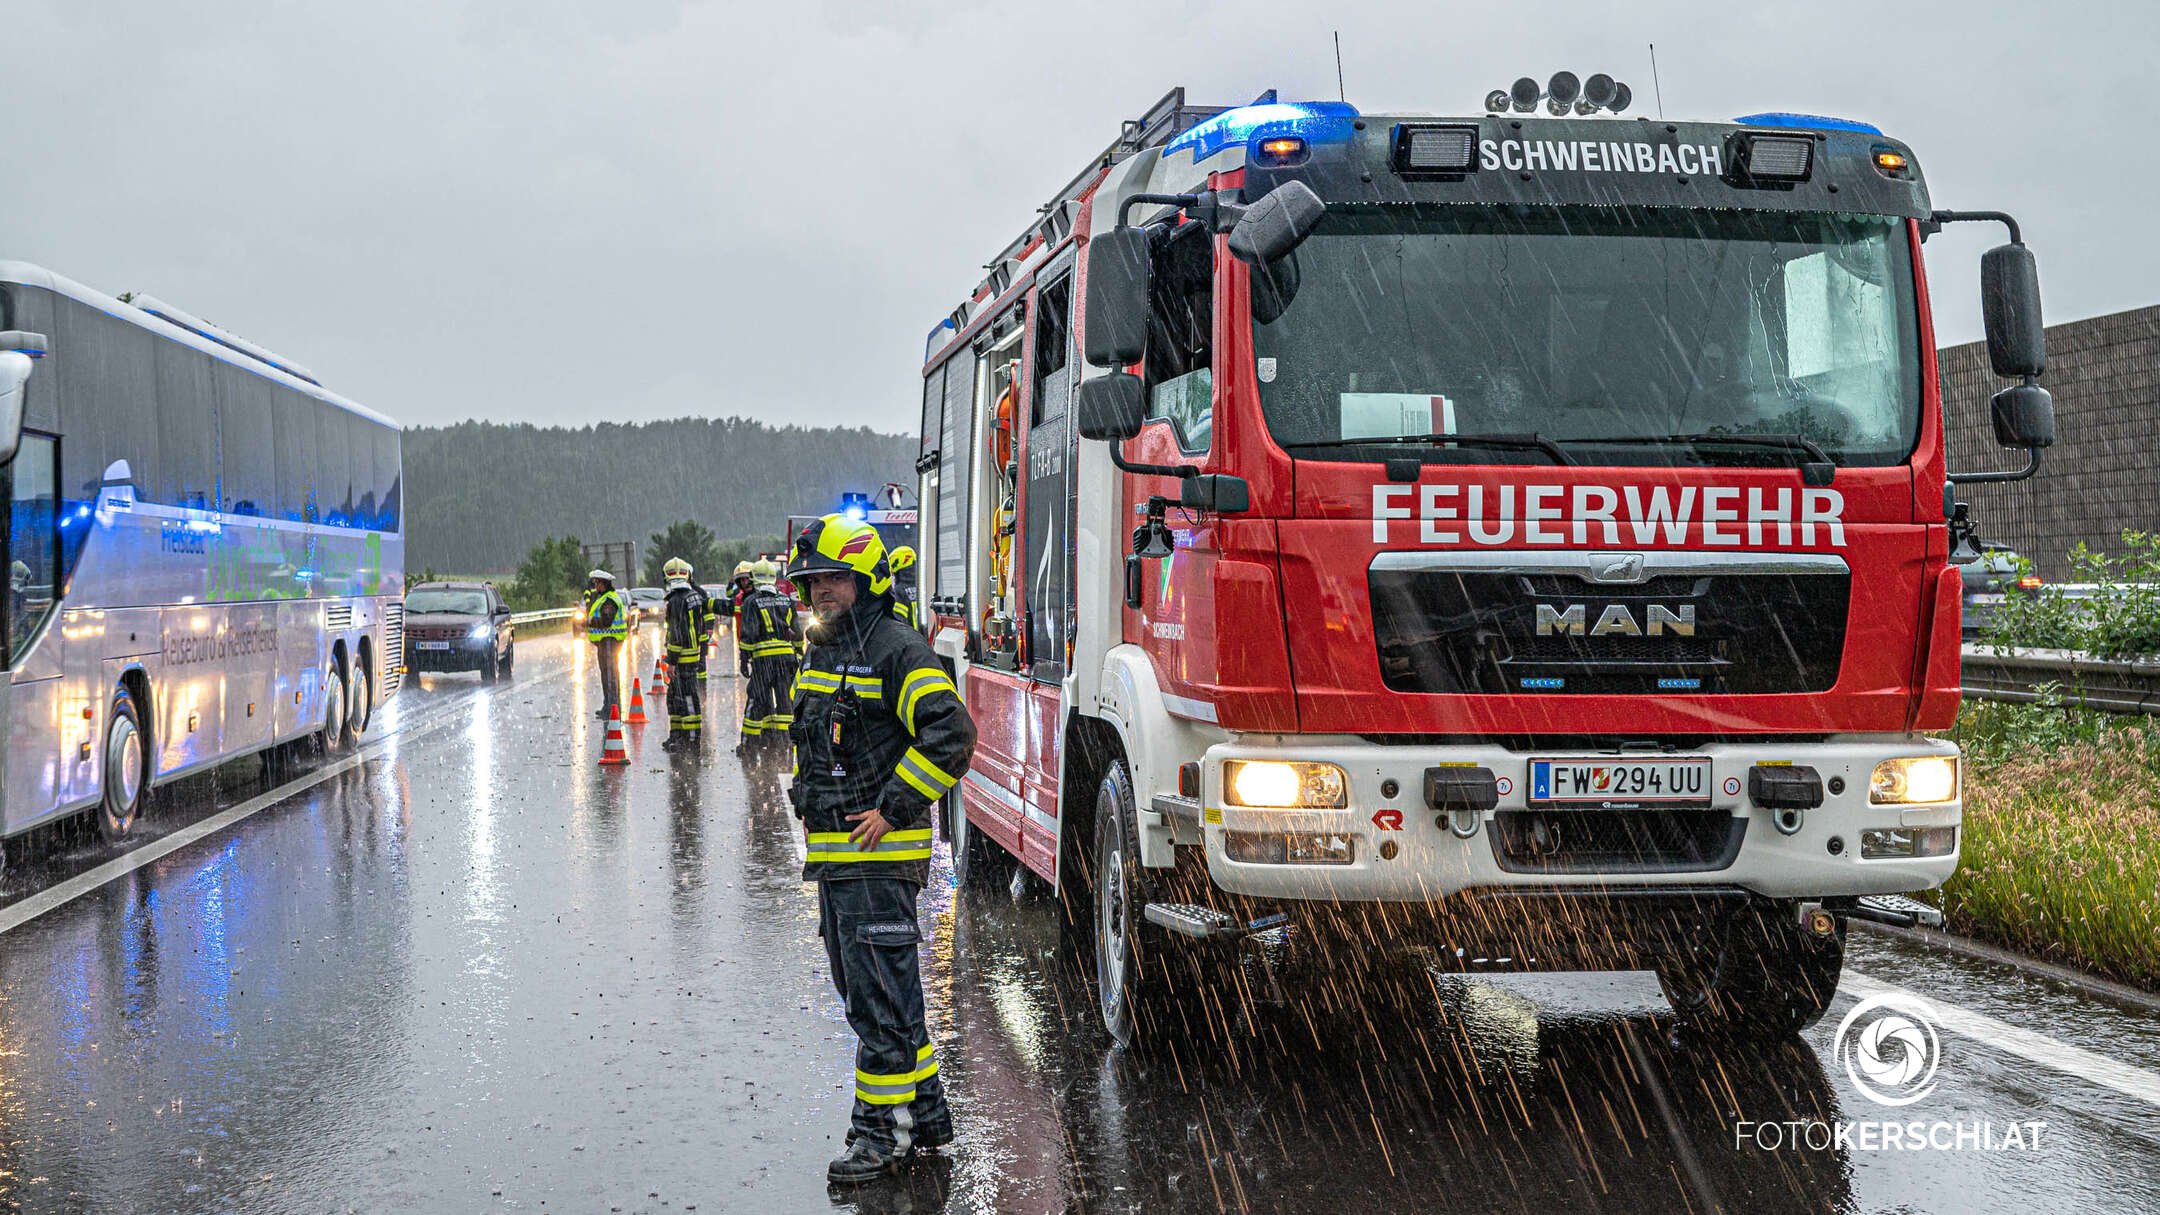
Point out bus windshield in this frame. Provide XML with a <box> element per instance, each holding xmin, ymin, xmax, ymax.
<box><xmin>1250</xmin><ymin>206</ymin><xmax>1920</xmax><ymax>468</ymax></box>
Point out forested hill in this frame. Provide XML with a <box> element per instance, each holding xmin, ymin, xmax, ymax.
<box><xmin>402</xmin><ymin>418</ymin><xmax>916</xmax><ymax>573</ymax></box>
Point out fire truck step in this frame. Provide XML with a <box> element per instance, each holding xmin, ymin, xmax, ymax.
<box><xmin>1853</xmin><ymin>893</ymin><xmax>1946</xmax><ymax>930</ymax></box>
<box><xmin>1143</xmin><ymin>903</ymin><xmax>1237</xmax><ymax>939</ymax></box>
<box><xmin>1143</xmin><ymin>904</ymin><xmax>1291</xmax><ymax>940</ymax></box>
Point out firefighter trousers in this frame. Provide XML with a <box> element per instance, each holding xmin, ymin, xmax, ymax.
<box><xmin>743</xmin><ymin>654</ymin><xmax>797</xmax><ymax>737</ymax></box>
<box><xmin>666</xmin><ymin>660</ymin><xmax>703</xmax><ymax>735</ymax></box>
<box><xmin>818</xmin><ymin>876</ymin><xmax>948</xmax><ymax>1153</ymax></box>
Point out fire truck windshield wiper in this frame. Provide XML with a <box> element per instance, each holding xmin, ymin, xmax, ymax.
<box><xmin>1552</xmin><ymin>432</ymin><xmax>1837</xmax><ymax>485</ymax></box>
<box><xmin>1554</xmin><ymin>432</ymin><xmax>1834</xmax><ymax>465</ymax></box>
<box><xmin>1284</xmin><ymin>432</ymin><xmax>1575</xmax><ymax>465</ymax></box>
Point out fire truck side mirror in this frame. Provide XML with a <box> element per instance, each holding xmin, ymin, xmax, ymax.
<box><xmin>1083</xmin><ymin>229</ymin><xmax>1153</xmax><ymax>367</ymax></box>
<box><xmin>1989</xmin><ymin>383</ymin><xmax>2055</xmax><ymax>450</ymax></box>
<box><xmin>1980</xmin><ymin>242</ymin><xmax>2045</xmax><ymax>379</ymax></box>
<box><xmin>1227</xmin><ymin>181</ymin><xmax>1326</xmax><ymax>268</ymax></box>
<box><xmin>1076</xmin><ymin>372</ymin><xmax>1145</xmax><ymax>442</ymax></box>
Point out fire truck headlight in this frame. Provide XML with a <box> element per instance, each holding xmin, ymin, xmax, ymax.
<box><xmin>1225</xmin><ymin>760</ymin><xmax>1349</xmax><ymax>809</ymax></box>
<box><xmin>1869</xmin><ymin>756</ymin><xmax>1958</xmax><ymax>805</ymax></box>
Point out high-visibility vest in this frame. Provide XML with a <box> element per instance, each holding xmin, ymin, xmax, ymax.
<box><xmin>587</xmin><ymin>589</ymin><xmax>629</xmax><ymax>641</ymax></box>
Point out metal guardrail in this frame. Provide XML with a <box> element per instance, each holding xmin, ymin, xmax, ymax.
<box><xmin>508</xmin><ymin>608</ymin><xmax>577</xmax><ymax>625</ymax></box>
<box><xmin>1961</xmin><ymin>643</ymin><xmax>2160</xmax><ymax>713</ymax></box>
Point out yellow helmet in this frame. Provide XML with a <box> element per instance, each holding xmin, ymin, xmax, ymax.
<box><xmin>786</xmin><ymin>514</ymin><xmax>891</xmax><ymax>596</ymax></box>
<box><xmin>662</xmin><ymin>557</ymin><xmax>693</xmax><ymax>580</ymax></box>
<box><xmin>887</xmin><ymin>545</ymin><xmax>917</xmax><ymax>575</ymax></box>
<box><xmin>732</xmin><ymin>560</ymin><xmax>754</xmax><ymax>582</ymax></box>
<box><xmin>752</xmin><ymin>558</ymin><xmax>779</xmax><ymax>583</ymax></box>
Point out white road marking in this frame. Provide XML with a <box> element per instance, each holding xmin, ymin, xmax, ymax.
<box><xmin>0</xmin><ymin>696</ymin><xmax>477</xmax><ymax>936</ymax></box>
<box><xmin>1844</xmin><ymin>969</ymin><xmax>2160</xmax><ymax>1108</ymax></box>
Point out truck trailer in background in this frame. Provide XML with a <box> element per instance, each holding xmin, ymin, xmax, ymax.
<box><xmin>912</xmin><ymin>84</ymin><xmax>2056</xmax><ymax>1043</ymax></box>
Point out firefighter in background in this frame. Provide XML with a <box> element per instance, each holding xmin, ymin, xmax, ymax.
<box><xmin>886</xmin><ymin>545</ymin><xmax>920</xmax><ymax>630</ymax></box>
<box><xmin>583</xmin><ymin>569</ymin><xmax>629</xmax><ymax>719</ymax></box>
<box><xmin>736</xmin><ymin>560</ymin><xmax>800</xmax><ymax>746</ymax></box>
<box><xmin>727</xmin><ymin>560</ymin><xmax>758</xmax><ymax>677</ymax></box>
<box><xmin>784</xmin><ymin>515</ymin><xmax>975</xmax><ymax>1183</ymax></box>
<box><xmin>660</xmin><ymin>557</ymin><xmax>706</xmax><ymax>751</ymax></box>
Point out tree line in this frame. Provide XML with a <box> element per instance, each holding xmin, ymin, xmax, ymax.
<box><xmin>402</xmin><ymin>416</ymin><xmax>915</xmax><ymax>575</ymax></box>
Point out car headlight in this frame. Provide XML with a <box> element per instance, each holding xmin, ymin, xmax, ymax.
<box><xmin>1870</xmin><ymin>756</ymin><xmax>1958</xmax><ymax>805</ymax></box>
<box><xmin>469</xmin><ymin>623</ymin><xmax>493</xmax><ymax>639</ymax></box>
<box><xmin>1223</xmin><ymin>760</ymin><xmax>1349</xmax><ymax>809</ymax></box>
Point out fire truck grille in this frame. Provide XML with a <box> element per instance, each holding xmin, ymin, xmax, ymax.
<box><xmin>1490</xmin><ymin>809</ymin><xmax>1746</xmax><ymax>874</ymax></box>
<box><xmin>1369</xmin><ymin>562</ymin><xmax>1849</xmax><ymax>695</ymax></box>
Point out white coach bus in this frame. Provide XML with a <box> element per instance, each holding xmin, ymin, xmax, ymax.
<box><xmin>0</xmin><ymin>263</ymin><xmax>403</xmax><ymax>864</ymax></box>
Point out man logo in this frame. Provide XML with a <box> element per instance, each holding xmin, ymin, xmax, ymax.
<box><xmin>1834</xmin><ymin>992</ymin><xmax>1943</xmax><ymax>1106</ymax></box>
<box><xmin>1590</xmin><ymin>552</ymin><xmax>1646</xmax><ymax>583</ymax></box>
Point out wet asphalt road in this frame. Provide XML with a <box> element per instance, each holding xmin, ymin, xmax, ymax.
<box><xmin>1</xmin><ymin>631</ymin><xmax>2157</xmax><ymax>1214</ymax></box>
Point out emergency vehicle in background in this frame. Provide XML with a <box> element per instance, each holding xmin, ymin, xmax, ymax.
<box><xmin>915</xmin><ymin>82</ymin><xmax>2055</xmax><ymax>1043</ymax></box>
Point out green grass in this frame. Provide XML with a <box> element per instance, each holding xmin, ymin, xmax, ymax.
<box><xmin>1941</xmin><ymin>699</ymin><xmax>2160</xmax><ymax>990</ymax></box>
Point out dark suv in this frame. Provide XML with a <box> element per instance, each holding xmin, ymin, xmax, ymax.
<box><xmin>405</xmin><ymin>581</ymin><xmax>516</xmax><ymax>681</ymax></box>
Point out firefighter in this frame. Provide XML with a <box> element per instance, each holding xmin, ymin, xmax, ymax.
<box><xmin>727</xmin><ymin>560</ymin><xmax>757</xmax><ymax>677</ymax></box>
<box><xmin>785</xmin><ymin>514</ymin><xmax>975</xmax><ymax>1183</ymax></box>
<box><xmin>583</xmin><ymin>569</ymin><xmax>628</xmax><ymax>719</ymax></box>
<box><xmin>886</xmin><ymin>545</ymin><xmax>920</xmax><ymax>630</ymax></box>
<box><xmin>660</xmin><ymin>557</ymin><xmax>706</xmax><ymax>751</ymax></box>
<box><xmin>736</xmin><ymin>559</ymin><xmax>799</xmax><ymax>747</ymax></box>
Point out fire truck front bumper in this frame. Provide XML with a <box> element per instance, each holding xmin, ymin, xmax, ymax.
<box><xmin>1175</xmin><ymin>735</ymin><xmax>1961</xmax><ymax>903</ymax></box>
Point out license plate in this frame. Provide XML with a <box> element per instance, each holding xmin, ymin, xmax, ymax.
<box><xmin>1529</xmin><ymin>757</ymin><xmax>1712</xmax><ymax>808</ymax></box>
<box><xmin>416</xmin><ymin>641</ymin><xmax>452</xmax><ymax>651</ymax></box>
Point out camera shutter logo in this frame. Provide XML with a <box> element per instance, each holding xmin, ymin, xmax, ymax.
<box><xmin>1834</xmin><ymin>992</ymin><xmax>1943</xmax><ymax>1107</ymax></box>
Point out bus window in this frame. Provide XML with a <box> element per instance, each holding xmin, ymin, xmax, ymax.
<box><xmin>6</xmin><ymin>433</ymin><xmax>59</xmax><ymax>666</ymax></box>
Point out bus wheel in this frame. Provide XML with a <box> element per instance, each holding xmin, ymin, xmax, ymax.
<box><xmin>348</xmin><ymin>660</ymin><xmax>372</xmax><ymax>736</ymax></box>
<box><xmin>320</xmin><ymin>665</ymin><xmax>350</xmax><ymax>756</ymax></box>
<box><xmin>99</xmin><ymin>689</ymin><xmax>150</xmax><ymax>840</ymax></box>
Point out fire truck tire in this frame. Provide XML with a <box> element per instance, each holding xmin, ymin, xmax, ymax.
<box><xmin>1093</xmin><ymin>758</ymin><xmax>1159</xmax><ymax>1048</ymax></box>
<box><xmin>1655</xmin><ymin>906</ymin><xmax>1845</xmax><ymax>1038</ymax></box>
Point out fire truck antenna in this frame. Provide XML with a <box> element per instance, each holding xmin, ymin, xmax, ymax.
<box><xmin>1333</xmin><ymin>31</ymin><xmax>1346</xmax><ymax>102</ymax></box>
<box><xmin>1648</xmin><ymin>42</ymin><xmax>1666</xmax><ymax>118</ymax></box>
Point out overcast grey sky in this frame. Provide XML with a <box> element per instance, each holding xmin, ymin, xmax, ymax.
<box><xmin>7</xmin><ymin>0</ymin><xmax>2155</xmax><ymax>434</ymax></box>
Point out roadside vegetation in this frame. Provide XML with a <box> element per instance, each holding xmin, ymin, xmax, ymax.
<box><xmin>1940</xmin><ymin>693</ymin><xmax>2160</xmax><ymax>990</ymax></box>
<box><xmin>1981</xmin><ymin>530</ymin><xmax>2160</xmax><ymax>658</ymax></box>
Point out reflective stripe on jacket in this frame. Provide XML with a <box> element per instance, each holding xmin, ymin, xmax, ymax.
<box><xmin>788</xmin><ymin>595</ymin><xmax>975</xmax><ymax>884</ymax></box>
<box><xmin>663</xmin><ymin>584</ymin><xmax>706</xmax><ymax>663</ymax></box>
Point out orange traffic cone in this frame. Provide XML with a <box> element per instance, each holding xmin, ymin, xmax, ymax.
<box><xmin>625</xmin><ymin>677</ymin><xmax>650</xmax><ymax>724</ymax></box>
<box><xmin>652</xmin><ymin>656</ymin><xmax>669</xmax><ymax>688</ymax></box>
<box><xmin>598</xmin><ymin>704</ymin><xmax>629</xmax><ymax>766</ymax></box>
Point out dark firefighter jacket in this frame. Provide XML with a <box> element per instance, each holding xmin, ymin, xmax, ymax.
<box><xmin>788</xmin><ymin>592</ymin><xmax>974</xmax><ymax>885</ymax></box>
<box><xmin>663</xmin><ymin>583</ymin><xmax>708</xmax><ymax>664</ymax></box>
<box><xmin>738</xmin><ymin>586</ymin><xmax>799</xmax><ymax>659</ymax></box>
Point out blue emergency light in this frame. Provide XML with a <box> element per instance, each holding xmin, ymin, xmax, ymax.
<box><xmin>1165</xmin><ymin>99</ymin><xmax>1360</xmax><ymax>164</ymax></box>
<box><xmin>1732</xmin><ymin>112</ymin><xmax>1883</xmax><ymax>135</ymax></box>
<box><xmin>840</xmin><ymin>493</ymin><xmax>871</xmax><ymax>522</ymax></box>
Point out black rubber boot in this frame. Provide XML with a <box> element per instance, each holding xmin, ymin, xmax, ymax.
<box><xmin>848</xmin><ymin>1115</ymin><xmax>950</xmax><ymax>1152</ymax></box>
<box><xmin>827</xmin><ymin>1138</ymin><xmax>905</xmax><ymax>1184</ymax></box>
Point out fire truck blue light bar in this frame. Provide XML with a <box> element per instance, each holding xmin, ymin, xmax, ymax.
<box><xmin>1165</xmin><ymin>100</ymin><xmax>1360</xmax><ymax>164</ymax></box>
<box><xmin>1732</xmin><ymin>111</ymin><xmax>1883</xmax><ymax>135</ymax></box>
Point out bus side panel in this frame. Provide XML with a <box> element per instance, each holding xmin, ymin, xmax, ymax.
<box><xmin>4</xmin><ymin>667</ymin><xmax>66</xmax><ymax>835</ymax></box>
<box><xmin>154</xmin><ymin>604</ymin><xmax>225</xmax><ymax>778</ymax></box>
<box><xmin>223</xmin><ymin>600</ymin><xmax>278</xmax><ymax>757</ymax></box>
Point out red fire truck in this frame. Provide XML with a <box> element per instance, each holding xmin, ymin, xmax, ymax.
<box><xmin>914</xmin><ymin>83</ymin><xmax>2054</xmax><ymax>1043</ymax></box>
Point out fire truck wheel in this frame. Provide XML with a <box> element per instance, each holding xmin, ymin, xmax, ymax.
<box><xmin>1655</xmin><ymin>905</ymin><xmax>1845</xmax><ymax>1038</ymax></box>
<box><xmin>1093</xmin><ymin>758</ymin><xmax>1156</xmax><ymax>1048</ymax></box>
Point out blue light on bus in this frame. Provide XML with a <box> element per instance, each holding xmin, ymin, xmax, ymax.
<box><xmin>1165</xmin><ymin>100</ymin><xmax>1360</xmax><ymax>163</ymax></box>
<box><xmin>1732</xmin><ymin>112</ymin><xmax>1883</xmax><ymax>135</ymax></box>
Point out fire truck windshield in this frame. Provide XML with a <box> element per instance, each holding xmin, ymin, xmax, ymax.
<box><xmin>1251</xmin><ymin>205</ymin><xmax>1920</xmax><ymax>469</ymax></box>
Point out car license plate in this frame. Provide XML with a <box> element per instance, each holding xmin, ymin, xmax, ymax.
<box><xmin>1529</xmin><ymin>757</ymin><xmax>1711</xmax><ymax>808</ymax></box>
<box><xmin>416</xmin><ymin>641</ymin><xmax>452</xmax><ymax>651</ymax></box>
